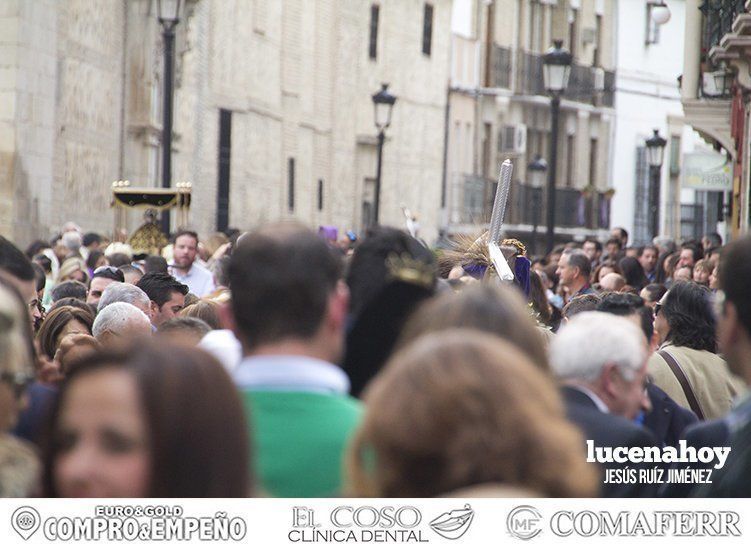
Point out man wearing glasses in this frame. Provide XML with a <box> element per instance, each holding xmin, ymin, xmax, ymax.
<box><xmin>86</xmin><ymin>266</ymin><xmax>125</xmax><ymax>306</ymax></box>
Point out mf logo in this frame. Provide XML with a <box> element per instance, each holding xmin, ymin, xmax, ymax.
<box><xmin>506</xmin><ymin>505</ymin><xmax>543</xmax><ymax>541</ymax></box>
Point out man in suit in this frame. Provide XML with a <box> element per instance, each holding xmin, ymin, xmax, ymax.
<box><xmin>550</xmin><ymin>312</ymin><xmax>659</xmax><ymax>497</ymax></box>
<box><xmin>704</xmin><ymin>236</ymin><xmax>751</xmax><ymax>496</ymax></box>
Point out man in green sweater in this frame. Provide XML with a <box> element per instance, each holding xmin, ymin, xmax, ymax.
<box><xmin>228</xmin><ymin>223</ymin><xmax>362</xmax><ymax>497</ymax></box>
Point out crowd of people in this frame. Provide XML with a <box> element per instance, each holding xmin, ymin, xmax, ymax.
<box><xmin>1</xmin><ymin>220</ymin><xmax>751</xmax><ymax>498</ymax></box>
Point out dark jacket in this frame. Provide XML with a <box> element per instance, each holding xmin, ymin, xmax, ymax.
<box><xmin>643</xmin><ymin>383</ymin><xmax>698</xmax><ymax>448</ymax></box>
<box><xmin>562</xmin><ymin>386</ymin><xmax>660</xmax><ymax>498</ymax></box>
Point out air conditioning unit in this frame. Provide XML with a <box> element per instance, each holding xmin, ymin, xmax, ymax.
<box><xmin>500</xmin><ymin>124</ymin><xmax>527</xmax><ymax>154</ymax></box>
<box><xmin>593</xmin><ymin>67</ymin><xmax>605</xmax><ymax>92</ymax></box>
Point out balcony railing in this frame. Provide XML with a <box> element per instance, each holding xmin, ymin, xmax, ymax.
<box><xmin>510</xmin><ymin>50</ymin><xmax>615</xmax><ymax>106</ymax></box>
<box><xmin>491</xmin><ymin>45</ymin><xmax>513</xmax><ymax>89</ymax></box>
<box><xmin>507</xmin><ymin>184</ymin><xmax>612</xmax><ymax>230</ymax></box>
<box><xmin>451</xmin><ymin>175</ymin><xmax>612</xmax><ymax>231</ymax></box>
<box><xmin>702</xmin><ymin>0</ymin><xmax>747</xmax><ymax>53</ymax></box>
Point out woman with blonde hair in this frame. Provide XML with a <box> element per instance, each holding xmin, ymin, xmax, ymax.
<box><xmin>347</xmin><ymin>330</ymin><xmax>597</xmax><ymax>497</ymax></box>
<box><xmin>399</xmin><ymin>282</ymin><xmax>549</xmax><ymax>371</ymax></box>
<box><xmin>56</xmin><ymin>258</ymin><xmax>88</xmax><ymax>286</ymax></box>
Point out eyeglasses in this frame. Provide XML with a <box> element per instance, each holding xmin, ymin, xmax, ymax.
<box><xmin>0</xmin><ymin>371</ymin><xmax>34</xmax><ymax>399</ymax></box>
<box><xmin>653</xmin><ymin>302</ymin><xmax>662</xmax><ymax>317</ymax></box>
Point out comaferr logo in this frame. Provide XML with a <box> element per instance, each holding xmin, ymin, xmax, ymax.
<box><xmin>429</xmin><ymin>505</ymin><xmax>474</xmax><ymax>540</ymax></box>
<box><xmin>550</xmin><ymin>510</ymin><xmax>741</xmax><ymax>537</ymax></box>
<box><xmin>505</xmin><ymin>507</ymin><xmax>742</xmax><ymax>539</ymax></box>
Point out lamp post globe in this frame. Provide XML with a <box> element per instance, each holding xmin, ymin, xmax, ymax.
<box><xmin>651</xmin><ymin>1</ymin><xmax>671</xmax><ymax>25</ymax></box>
<box><xmin>645</xmin><ymin>129</ymin><xmax>667</xmax><ymax>238</ymax></box>
<box><xmin>542</xmin><ymin>40</ymin><xmax>573</xmax><ymax>95</ymax></box>
<box><xmin>645</xmin><ymin>129</ymin><xmax>667</xmax><ymax>168</ymax></box>
<box><xmin>372</xmin><ymin>83</ymin><xmax>397</xmax><ymax>132</ymax></box>
<box><xmin>527</xmin><ymin>155</ymin><xmax>548</xmax><ymax>189</ymax></box>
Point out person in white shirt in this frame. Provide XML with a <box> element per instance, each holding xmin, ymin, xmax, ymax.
<box><xmin>168</xmin><ymin>231</ymin><xmax>215</xmax><ymax>297</ymax></box>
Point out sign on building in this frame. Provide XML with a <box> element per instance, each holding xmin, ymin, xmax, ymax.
<box><xmin>682</xmin><ymin>151</ymin><xmax>732</xmax><ymax>191</ymax></box>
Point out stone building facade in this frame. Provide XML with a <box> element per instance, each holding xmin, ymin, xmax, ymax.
<box><xmin>0</xmin><ymin>0</ymin><xmax>451</xmax><ymax>246</ymax></box>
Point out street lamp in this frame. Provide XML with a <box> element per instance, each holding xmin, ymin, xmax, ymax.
<box><xmin>542</xmin><ymin>40</ymin><xmax>572</xmax><ymax>254</ymax></box>
<box><xmin>527</xmin><ymin>156</ymin><xmax>547</xmax><ymax>257</ymax></box>
<box><xmin>156</xmin><ymin>0</ymin><xmax>183</xmax><ymax>235</ymax></box>
<box><xmin>371</xmin><ymin>83</ymin><xmax>397</xmax><ymax>225</ymax></box>
<box><xmin>645</xmin><ymin>129</ymin><xmax>667</xmax><ymax>239</ymax></box>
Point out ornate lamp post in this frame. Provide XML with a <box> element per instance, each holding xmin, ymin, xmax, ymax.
<box><xmin>542</xmin><ymin>40</ymin><xmax>572</xmax><ymax>254</ymax></box>
<box><xmin>156</xmin><ymin>0</ymin><xmax>182</xmax><ymax>235</ymax></box>
<box><xmin>527</xmin><ymin>156</ymin><xmax>547</xmax><ymax>257</ymax></box>
<box><xmin>645</xmin><ymin>129</ymin><xmax>667</xmax><ymax>239</ymax></box>
<box><xmin>371</xmin><ymin>83</ymin><xmax>397</xmax><ymax>225</ymax></box>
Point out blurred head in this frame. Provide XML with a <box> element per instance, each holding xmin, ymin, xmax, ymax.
<box><xmin>157</xmin><ymin>317</ymin><xmax>211</xmax><ymax>346</ymax></box>
<box><xmin>673</xmin><ymin>266</ymin><xmax>693</xmax><ymax>283</ymax></box>
<box><xmin>611</xmin><ymin>227</ymin><xmax>628</xmax><ymax>247</ymax></box>
<box><xmin>550</xmin><ymin>312</ymin><xmax>648</xmax><ymax>419</ymax></box>
<box><xmin>599</xmin><ymin>273</ymin><xmax>626</xmax><ymax>292</ymax></box>
<box><xmin>92</xmin><ymin>302</ymin><xmax>152</xmax><ymax>349</ymax></box>
<box><xmin>43</xmin><ymin>343</ymin><xmax>250</xmax><ymax>497</ymax></box>
<box><xmin>654</xmin><ymin>281</ymin><xmax>716</xmax><ymax>352</ymax></box>
<box><xmin>678</xmin><ymin>242</ymin><xmax>703</xmax><ymax>269</ymax></box>
<box><xmin>347</xmin><ymin>226</ymin><xmax>435</xmax><ymax>320</ymax></box>
<box><xmin>0</xmin><ymin>282</ymin><xmax>35</xmax><ymax>431</ymax></box>
<box><xmin>637</xmin><ymin>245</ymin><xmax>658</xmax><ymax>273</ymax></box>
<box><xmin>693</xmin><ymin>259</ymin><xmax>713</xmax><ymax>286</ymax></box>
<box><xmin>347</xmin><ymin>330</ymin><xmax>597</xmax><ymax>497</ymax></box>
<box><xmin>135</xmin><ymin>273</ymin><xmax>189</xmax><ymax>327</ymax></box>
<box><xmin>605</xmin><ymin>238</ymin><xmax>622</xmax><ymax>259</ymax></box>
<box><xmin>702</xmin><ymin>233</ymin><xmax>722</xmax><ymax>252</ymax></box>
<box><xmin>229</xmin><ymin>223</ymin><xmax>346</xmax><ymax>361</ymax></box>
<box><xmin>178</xmin><ymin>300</ymin><xmax>221</xmax><ymax>330</ymax></box>
<box><xmin>399</xmin><ymin>283</ymin><xmax>549</xmax><ymax>371</ymax></box>
<box><xmin>142</xmin><ymin>256</ymin><xmax>168</xmax><ymax>275</ymax></box>
<box><xmin>118</xmin><ymin>265</ymin><xmax>143</xmax><ymax>285</ymax></box>
<box><xmin>57</xmin><ymin>258</ymin><xmax>89</xmax><ymax>286</ymax></box>
<box><xmin>50</xmin><ymin>280</ymin><xmax>88</xmax><ymax>304</ymax></box>
<box><xmin>62</xmin><ymin>231</ymin><xmax>82</xmax><ymax>255</ymax></box>
<box><xmin>582</xmin><ymin>240</ymin><xmax>602</xmax><ymax>263</ymax></box>
<box><xmin>592</xmin><ymin>261</ymin><xmax>619</xmax><ymax>284</ymax></box>
<box><xmin>562</xmin><ymin>294</ymin><xmax>600</xmax><ymax>321</ymax></box>
<box><xmin>619</xmin><ymin>256</ymin><xmax>648</xmax><ymax>290</ymax></box>
<box><xmin>0</xmin><ymin>237</ymin><xmax>40</xmax><ymax>327</ymax></box>
<box><xmin>85</xmin><ymin>250</ymin><xmax>107</xmax><ymax>273</ymax></box>
<box><xmin>36</xmin><ymin>307</ymin><xmax>94</xmax><ymax>360</ymax></box>
<box><xmin>172</xmin><ymin>231</ymin><xmax>199</xmax><ymax>270</ymax></box>
<box><xmin>639</xmin><ymin>283</ymin><xmax>667</xmax><ymax>309</ymax></box>
<box><xmin>82</xmin><ymin>232</ymin><xmax>102</xmax><ymax>250</ymax></box>
<box><xmin>717</xmin><ymin>236</ymin><xmax>751</xmax><ymax>382</ymax></box>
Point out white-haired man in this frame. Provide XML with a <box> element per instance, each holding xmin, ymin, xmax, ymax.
<box><xmin>97</xmin><ymin>282</ymin><xmax>152</xmax><ymax>318</ymax></box>
<box><xmin>92</xmin><ymin>301</ymin><xmax>151</xmax><ymax>349</ymax></box>
<box><xmin>550</xmin><ymin>312</ymin><xmax>659</xmax><ymax>497</ymax></box>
